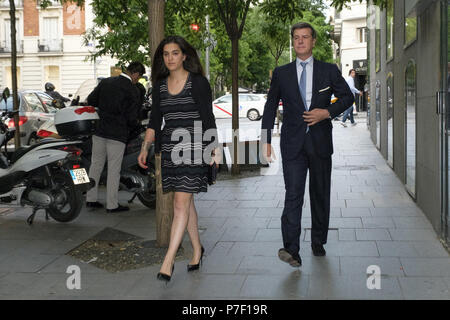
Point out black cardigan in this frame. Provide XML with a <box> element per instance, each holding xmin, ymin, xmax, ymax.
<box><xmin>147</xmin><ymin>73</ymin><xmax>218</xmax><ymax>153</ymax></box>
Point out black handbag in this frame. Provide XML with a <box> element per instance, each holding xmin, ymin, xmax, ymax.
<box><xmin>208</xmin><ymin>163</ymin><xmax>218</xmax><ymax>185</ymax></box>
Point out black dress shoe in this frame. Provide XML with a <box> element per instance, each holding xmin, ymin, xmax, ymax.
<box><xmin>311</xmin><ymin>244</ymin><xmax>326</xmax><ymax>256</ymax></box>
<box><xmin>86</xmin><ymin>201</ymin><xmax>103</xmax><ymax>209</ymax></box>
<box><xmin>157</xmin><ymin>264</ymin><xmax>175</xmax><ymax>284</ymax></box>
<box><xmin>187</xmin><ymin>246</ymin><xmax>205</xmax><ymax>272</ymax></box>
<box><xmin>278</xmin><ymin>248</ymin><xmax>302</xmax><ymax>267</ymax></box>
<box><xmin>106</xmin><ymin>204</ymin><xmax>129</xmax><ymax>213</ymax></box>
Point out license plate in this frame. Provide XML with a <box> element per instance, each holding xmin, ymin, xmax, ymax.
<box><xmin>69</xmin><ymin>168</ymin><xmax>90</xmax><ymax>185</ymax></box>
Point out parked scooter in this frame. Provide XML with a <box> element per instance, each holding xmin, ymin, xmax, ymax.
<box><xmin>37</xmin><ymin>106</ymin><xmax>156</xmax><ymax>209</ymax></box>
<box><xmin>0</xmin><ymin>88</ymin><xmax>94</xmax><ymax>225</ymax></box>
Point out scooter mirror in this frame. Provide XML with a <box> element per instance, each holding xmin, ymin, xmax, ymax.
<box><xmin>2</xmin><ymin>87</ymin><xmax>10</xmax><ymax>103</ymax></box>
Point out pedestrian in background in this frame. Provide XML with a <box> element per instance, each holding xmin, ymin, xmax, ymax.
<box><xmin>86</xmin><ymin>61</ymin><xmax>145</xmax><ymax>212</ymax></box>
<box><xmin>138</xmin><ymin>35</ymin><xmax>220</xmax><ymax>283</ymax></box>
<box><xmin>45</xmin><ymin>82</ymin><xmax>70</xmax><ymax>108</ymax></box>
<box><xmin>340</xmin><ymin>69</ymin><xmax>362</xmax><ymax>127</ymax></box>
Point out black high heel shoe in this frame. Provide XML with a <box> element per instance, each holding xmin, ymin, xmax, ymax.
<box><xmin>187</xmin><ymin>246</ymin><xmax>204</xmax><ymax>272</ymax></box>
<box><xmin>157</xmin><ymin>264</ymin><xmax>174</xmax><ymax>283</ymax></box>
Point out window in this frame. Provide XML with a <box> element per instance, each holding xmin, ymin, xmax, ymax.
<box><xmin>386</xmin><ymin>73</ymin><xmax>394</xmax><ymax>167</ymax></box>
<box><xmin>5</xmin><ymin>66</ymin><xmax>21</xmax><ymax>89</ymax></box>
<box><xmin>239</xmin><ymin>95</ymin><xmax>250</xmax><ymax>102</ymax></box>
<box><xmin>44</xmin><ymin>65</ymin><xmax>60</xmax><ymax>91</ymax></box>
<box><xmin>41</xmin><ymin>17</ymin><xmax>60</xmax><ymax>51</ymax></box>
<box><xmin>375</xmin><ymin>80</ymin><xmax>381</xmax><ymax>149</ymax></box>
<box><xmin>3</xmin><ymin>19</ymin><xmax>22</xmax><ymax>52</ymax></box>
<box><xmin>405</xmin><ymin>61</ymin><xmax>416</xmax><ymax>196</ymax></box>
<box><xmin>36</xmin><ymin>92</ymin><xmax>56</xmax><ymax>111</ymax></box>
<box><xmin>357</xmin><ymin>27</ymin><xmax>368</xmax><ymax>43</ymax></box>
<box><xmin>375</xmin><ymin>6</ymin><xmax>381</xmax><ymax>72</ymax></box>
<box><xmin>217</xmin><ymin>96</ymin><xmax>232</xmax><ymax>103</ymax></box>
<box><xmin>386</xmin><ymin>0</ymin><xmax>394</xmax><ymax>61</ymax></box>
<box><xmin>23</xmin><ymin>93</ymin><xmax>45</xmax><ymax>112</ymax></box>
<box><xmin>404</xmin><ymin>0</ymin><xmax>418</xmax><ymax>46</ymax></box>
<box><xmin>110</xmin><ymin>67</ymin><xmax>122</xmax><ymax>77</ymax></box>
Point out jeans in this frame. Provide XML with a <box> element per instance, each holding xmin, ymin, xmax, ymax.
<box><xmin>342</xmin><ymin>105</ymin><xmax>354</xmax><ymax>124</ymax></box>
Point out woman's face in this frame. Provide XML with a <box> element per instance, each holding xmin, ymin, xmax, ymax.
<box><xmin>163</xmin><ymin>42</ymin><xmax>186</xmax><ymax>72</ymax></box>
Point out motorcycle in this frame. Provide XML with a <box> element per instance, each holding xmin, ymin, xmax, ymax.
<box><xmin>0</xmin><ymin>88</ymin><xmax>94</xmax><ymax>225</ymax></box>
<box><xmin>37</xmin><ymin>105</ymin><xmax>157</xmax><ymax>209</ymax></box>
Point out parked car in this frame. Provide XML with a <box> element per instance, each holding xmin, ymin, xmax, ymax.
<box><xmin>212</xmin><ymin>93</ymin><xmax>267</xmax><ymax>121</ymax></box>
<box><xmin>0</xmin><ymin>90</ymin><xmax>58</xmax><ymax>146</ymax></box>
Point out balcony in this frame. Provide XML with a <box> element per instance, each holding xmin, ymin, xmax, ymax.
<box><xmin>38</xmin><ymin>39</ymin><xmax>63</xmax><ymax>54</ymax></box>
<box><xmin>0</xmin><ymin>0</ymin><xmax>23</xmax><ymax>8</ymax></box>
<box><xmin>0</xmin><ymin>40</ymin><xmax>24</xmax><ymax>55</ymax></box>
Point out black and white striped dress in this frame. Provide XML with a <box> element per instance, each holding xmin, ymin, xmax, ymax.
<box><xmin>160</xmin><ymin>73</ymin><xmax>209</xmax><ymax>193</ymax></box>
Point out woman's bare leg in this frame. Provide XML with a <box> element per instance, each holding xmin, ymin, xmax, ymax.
<box><xmin>186</xmin><ymin>197</ymin><xmax>202</xmax><ymax>265</ymax></box>
<box><xmin>159</xmin><ymin>191</ymin><xmax>192</xmax><ymax>276</ymax></box>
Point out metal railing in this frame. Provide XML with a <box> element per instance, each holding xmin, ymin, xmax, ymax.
<box><xmin>0</xmin><ymin>40</ymin><xmax>24</xmax><ymax>53</ymax></box>
<box><xmin>38</xmin><ymin>39</ymin><xmax>63</xmax><ymax>53</ymax></box>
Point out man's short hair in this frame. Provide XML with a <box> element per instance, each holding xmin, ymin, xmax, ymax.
<box><xmin>127</xmin><ymin>62</ymin><xmax>146</xmax><ymax>76</ymax></box>
<box><xmin>291</xmin><ymin>22</ymin><xmax>317</xmax><ymax>39</ymax></box>
<box><xmin>349</xmin><ymin>69</ymin><xmax>356</xmax><ymax>75</ymax></box>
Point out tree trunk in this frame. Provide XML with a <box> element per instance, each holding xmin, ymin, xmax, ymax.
<box><xmin>148</xmin><ymin>0</ymin><xmax>173</xmax><ymax>247</ymax></box>
<box><xmin>148</xmin><ymin>0</ymin><xmax>165</xmax><ymax>58</ymax></box>
<box><xmin>231</xmin><ymin>36</ymin><xmax>240</xmax><ymax>175</ymax></box>
<box><xmin>9</xmin><ymin>0</ymin><xmax>20</xmax><ymax>148</ymax></box>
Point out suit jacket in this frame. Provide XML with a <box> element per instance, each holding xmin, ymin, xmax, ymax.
<box><xmin>148</xmin><ymin>73</ymin><xmax>218</xmax><ymax>153</ymax></box>
<box><xmin>261</xmin><ymin>59</ymin><xmax>354</xmax><ymax>160</ymax></box>
<box><xmin>87</xmin><ymin>75</ymin><xmax>140</xmax><ymax>144</ymax></box>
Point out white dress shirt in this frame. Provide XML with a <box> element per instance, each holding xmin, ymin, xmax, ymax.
<box><xmin>120</xmin><ymin>72</ymin><xmax>132</xmax><ymax>82</ymax></box>
<box><xmin>296</xmin><ymin>55</ymin><xmax>314</xmax><ymax>110</ymax></box>
<box><xmin>346</xmin><ymin>76</ymin><xmax>360</xmax><ymax>95</ymax></box>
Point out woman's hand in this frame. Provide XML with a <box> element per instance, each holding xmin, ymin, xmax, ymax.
<box><xmin>138</xmin><ymin>150</ymin><xmax>149</xmax><ymax>169</ymax></box>
<box><xmin>209</xmin><ymin>148</ymin><xmax>221</xmax><ymax>168</ymax></box>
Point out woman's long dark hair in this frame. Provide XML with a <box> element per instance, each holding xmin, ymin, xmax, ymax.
<box><xmin>151</xmin><ymin>35</ymin><xmax>204</xmax><ymax>86</ymax></box>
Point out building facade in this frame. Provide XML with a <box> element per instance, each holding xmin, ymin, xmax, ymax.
<box><xmin>330</xmin><ymin>1</ymin><xmax>368</xmax><ymax>111</ymax></box>
<box><xmin>0</xmin><ymin>0</ymin><xmax>119</xmax><ymax>97</ymax></box>
<box><xmin>367</xmin><ymin>0</ymin><xmax>449</xmax><ymax>245</ymax></box>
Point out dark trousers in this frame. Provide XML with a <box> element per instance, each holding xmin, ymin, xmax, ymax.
<box><xmin>281</xmin><ymin>133</ymin><xmax>332</xmax><ymax>257</ymax></box>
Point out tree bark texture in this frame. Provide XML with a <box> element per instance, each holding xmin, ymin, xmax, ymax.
<box><xmin>148</xmin><ymin>0</ymin><xmax>173</xmax><ymax>247</ymax></box>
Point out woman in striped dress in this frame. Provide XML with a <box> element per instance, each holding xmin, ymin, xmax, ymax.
<box><xmin>138</xmin><ymin>36</ymin><xmax>220</xmax><ymax>282</ymax></box>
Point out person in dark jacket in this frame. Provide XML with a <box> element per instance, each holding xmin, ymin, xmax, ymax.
<box><xmin>86</xmin><ymin>61</ymin><xmax>145</xmax><ymax>212</ymax></box>
<box><xmin>45</xmin><ymin>82</ymin><xmax>70</xmax><ymax>108</ymax></box>
<box><xmin>138</xmin><ymin>36</ymin><xmax>220</xmax><ymax>283</ymax></box>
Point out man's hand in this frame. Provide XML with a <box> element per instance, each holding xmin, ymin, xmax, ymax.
<box><xmin>303</xmin><ymin>108</ymin><xmax>330</xmax><ymax>126</ymax></box>
<box><xmin>263</xmin><ymin>143</ymin><xmax>277</xmax><ymax>163</ymax></box>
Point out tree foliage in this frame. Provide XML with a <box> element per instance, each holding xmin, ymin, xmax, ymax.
<box><xmin>331</xmin><ymin>0</ymin><xmax>387</xmax><ymax>11</ymax></box>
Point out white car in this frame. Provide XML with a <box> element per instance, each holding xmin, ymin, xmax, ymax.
<box><xmin>212</xmin><ymin>93</ymin><xmax>266</xmax><ymax>121</ymax></box>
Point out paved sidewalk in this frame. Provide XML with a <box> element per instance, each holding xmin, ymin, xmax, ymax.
<box><xmin>0</xmin><ymin>118</ymin><xmax>449</xmax><ymax>300</ymax></box>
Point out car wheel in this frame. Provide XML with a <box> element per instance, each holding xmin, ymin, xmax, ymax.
<box><xmin>27</xmin><ymin>133</ymin><xmax>39</xmax><ymax>145</ymax></box>
<box><xmin>247</xmin><ymin>109</ymin><xmax>260</xmax><ymax>121</ymax></box>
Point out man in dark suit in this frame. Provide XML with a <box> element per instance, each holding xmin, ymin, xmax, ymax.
<box><xmin>261</xmin><ymin>22</ymin><xmax>354</xmax><ymax>267</ymax></box>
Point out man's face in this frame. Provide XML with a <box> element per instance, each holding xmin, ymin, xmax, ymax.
<box><xmin>131</xmin><ymin>73</ymin><xmax>143</xmax><ymax>84</ymax></box>
<box><xmin>293</xmin><ymin>27</ymin><xmax>316</xmax><ymax>59</ymax></box>
<box><xmin>350</xmin><ymin>70</ymin><xmax>356</xmax><ymax>78</ymax></box>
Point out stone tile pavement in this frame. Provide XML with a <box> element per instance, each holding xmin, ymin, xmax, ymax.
<box><xmin>0</xmin><ymin>117</ymin><xmax>449</xmax><ymax>300</ymax></box>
